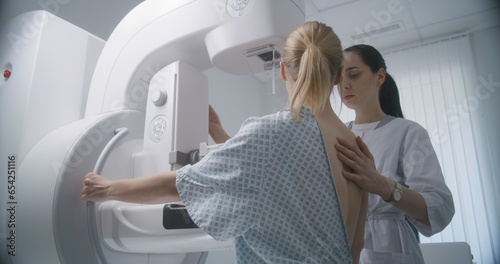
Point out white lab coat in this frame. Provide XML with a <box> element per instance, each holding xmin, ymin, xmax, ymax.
<box><xmin>348</xmin><ymin>116</ymin><xmax>455</xmax><ymax>264</ymax></box>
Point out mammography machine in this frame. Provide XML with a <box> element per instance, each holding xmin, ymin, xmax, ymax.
<box><xmin>0</xmin><ymin>0</ymin><xmax>305</xmax><ymax>263</ymax></box>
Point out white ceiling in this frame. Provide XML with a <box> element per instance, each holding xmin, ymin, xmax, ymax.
<box><xmin>1</xmin><ymin>0</ymin><xmax>499</xmax><ymax>51</ymax></box>
<box><xmin>307</xmin><ymin>0</ymin><xmax>500</xmax><ymax>51</ymax></box>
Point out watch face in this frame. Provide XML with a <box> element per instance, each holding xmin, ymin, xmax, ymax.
<box><xmin>394</xmin><ymin>192</ymin><xmax>401</xmax><ymax>201</ymax></box>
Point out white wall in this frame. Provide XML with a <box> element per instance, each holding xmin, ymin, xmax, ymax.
<box><xmin>0</xmin><ymin>0</ymin><xmax>142</xmax><ymax>40</ymax></box>
<box><xmin>206</xmin><ymin>65</ymin><xmax>304</xmax><ymax>141</ymax></box>
<box><xmin>204</xmin><ymin>67</ymin><xmax>265</xmax><ymax>144</ymax></box>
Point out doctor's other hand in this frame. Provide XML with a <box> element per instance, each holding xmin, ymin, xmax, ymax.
<box><xmin>82</xmin><ymin>172</ymin><xmax>114</xmax><ymax>202</ymax></box>
<box><xmin>335</xmin><ymin>136</ymin><xmax>393</xmax><ymax>199</ymax></box>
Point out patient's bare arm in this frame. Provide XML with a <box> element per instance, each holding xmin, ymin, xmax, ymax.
<box><xmin>209</xmin><ymin>105</ymin><xmax>230</xmax><ymax>144</ymax></box>
<box><xmin>82</xmin><ymin>171</ymin><xmax>180</xmax><ymax>204</ymax></box>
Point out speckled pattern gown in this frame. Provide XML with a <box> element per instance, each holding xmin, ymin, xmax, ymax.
<box><xmin>177</xmin><ymin>108</ymin><xmax>352</xmax><ymax>264</ymax></box>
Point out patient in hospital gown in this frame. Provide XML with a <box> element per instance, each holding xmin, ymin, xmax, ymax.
<box><xmin>178</xmin><ymin>108</ymin><xmax>353</xmax><ymax>263</ymax></box>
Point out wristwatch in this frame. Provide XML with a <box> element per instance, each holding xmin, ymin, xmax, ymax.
<box><xmin>389</xmin><ymin>181</ymin><xmax>403</xmax><ymax>204</ymax></box>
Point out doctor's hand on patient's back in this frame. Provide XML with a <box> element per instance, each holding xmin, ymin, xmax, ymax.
<box><xmin>335</xmin><ymin>136</ymin><xmax>393</xmax><ymax>200</ymax></box>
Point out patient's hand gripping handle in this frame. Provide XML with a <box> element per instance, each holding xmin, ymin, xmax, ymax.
<box><xmin>87</xmin><ymin>127</ymin><xmax>129</xmax><ymax>264</ymax></box>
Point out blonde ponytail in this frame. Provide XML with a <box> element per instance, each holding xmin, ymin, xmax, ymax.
<box><xmin>282</xmin><ymin>21</ymin><xmax>343</xmax><ymax>122</ymax></box>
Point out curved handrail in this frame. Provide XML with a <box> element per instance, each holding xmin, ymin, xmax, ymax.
<box><xmin>87</xmin><ymin>127</ymin><xmax>129</xmax><ymax>264</ymax></box>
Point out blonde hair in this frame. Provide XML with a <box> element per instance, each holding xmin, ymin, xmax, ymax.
<box><xmin>282</xmin><ymin>21</ymin><xmax>343</xmax><ymax>122</ymax></box>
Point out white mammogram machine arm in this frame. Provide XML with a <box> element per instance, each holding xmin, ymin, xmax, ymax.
<box><xmin>0</xmin><ymin>1</ymin><xmax>305</xmax><ymax>263</ymax></box>
<box><xmin>85</xmin><ymin>0</ymin><xmax>305</xmax><ymax>116</ymax></box>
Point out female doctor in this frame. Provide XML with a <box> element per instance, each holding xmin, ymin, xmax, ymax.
<box><xmin>334</xmin><ymin>44</ymin><xmax>455</xmax><ymax>264</ymax></box>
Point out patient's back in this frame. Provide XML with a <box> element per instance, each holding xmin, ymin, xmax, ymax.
<box><xmin>315</xmin><ymin>109</ymin><xmax>367</xmax><ymax>250</ymax></box>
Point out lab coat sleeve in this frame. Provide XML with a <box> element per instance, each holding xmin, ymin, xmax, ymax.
<box><xmin>176</xmin><ymin>115</ymin><xmax>275</xmax><ymax>241</ymax></box>
<box><xmin>400</xmin><ymin>123</ymin><xmax>455</xmax><ymax>237</ymax></box>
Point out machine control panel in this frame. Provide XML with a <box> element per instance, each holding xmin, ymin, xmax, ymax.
<box><xmin>227</xmin><ymin>0</ymin><xmax>253</xmax><ymax>17</ymax></box>
<box><xmin>149</xmin><ymin>115</ymin><xmax>167</xmax><ymax>143</ymax></box>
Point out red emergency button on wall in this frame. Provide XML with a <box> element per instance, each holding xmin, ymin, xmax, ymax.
<box><xmin>3</xmin><ymin>69</ymin><xmax>11</xmax><ymax>79</ymax></box>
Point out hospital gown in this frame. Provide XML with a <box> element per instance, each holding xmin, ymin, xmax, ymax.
<box><xmin>177</xmin><ymin>108</ymin><xmax>352</xmax><ymax>264</ymax></box>
<box><xmin>347</xmin><ymin>115</ymin><xmax>455</xmax><ymax>264</ymax></box>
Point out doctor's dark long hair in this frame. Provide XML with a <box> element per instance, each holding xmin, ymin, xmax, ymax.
<box><xmin>344</xmin><ymin>44</ymin><xmax>404</xmax><ymax>118</ymax></box>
